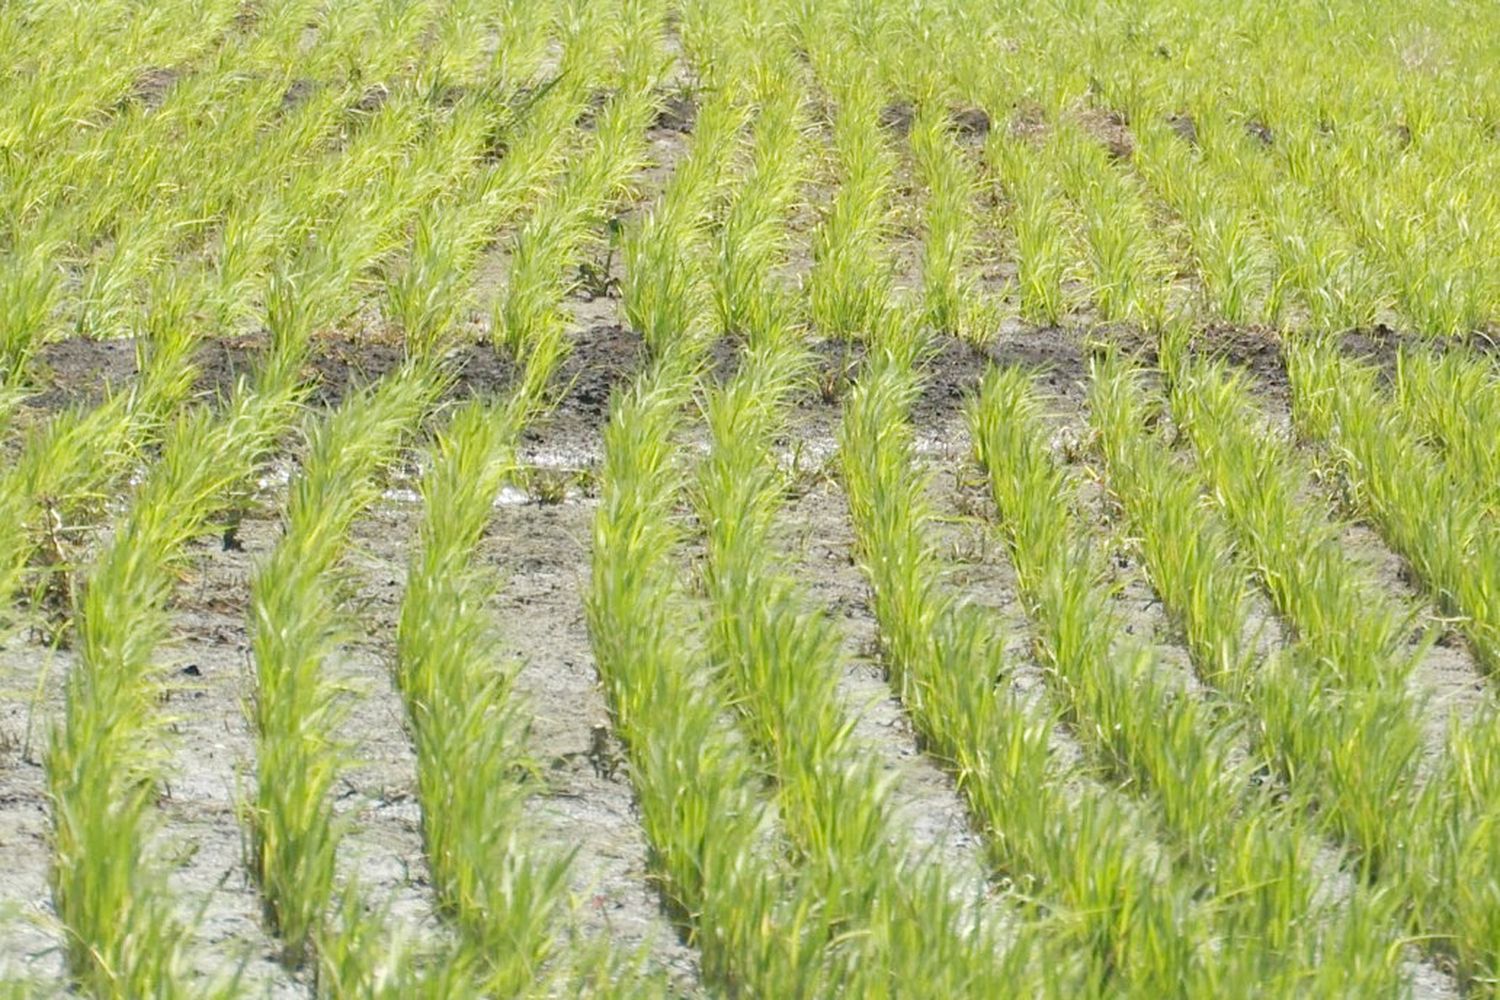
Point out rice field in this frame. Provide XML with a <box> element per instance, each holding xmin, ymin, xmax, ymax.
<box><xmin>1</xmin><ymin>0</ymin><xmax>1498</xmax><ymax>996</ymax></box>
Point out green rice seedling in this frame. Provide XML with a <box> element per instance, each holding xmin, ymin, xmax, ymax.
<box><xmin>1412</xmin><ymin>712</ymin><xmax>1500</xmax><ymax>987</ymax></box>
<box><xmin>384</xmin><ymin>6</ymin><xmax>581</xmax><ymax>355</ymax></box>
<box><xmin>911</xmin><ymin>103</ymin><xmax>996</xmax><ymax>342</ymax></box>
<box><xmin>1086</xmin><ymin>356</ymin><xmax>1256</xmax><ymax>691</ymax></box>
<box><xmin>1083</xmin><ymin>353</ymin><xmax>1483</xmax><ymax>977</ymax></box>
<box><xmin>0</xmin><ymin>0</ymin><xmax>391</xmax><ymax>358</ymax></box>
<box><xmin>1394</xmin><ymin>346</ymin><xmax>1500</xmax><ymax>515</ymax></box>
<box><xmin>1050</xmin><ymin>123</ymin><xmax>1169</xmax><ymax>326</ymax></box>
<box><xmin>0</xmin><ymin>277</ymin><xmax>202</xmax><ymax>624</ymax></box>
<box><xmin>1130</xmin><ymin>114</ymin><xmax>1270</xmax><ymax>325</ymax></box>
<box><xmin>396</xmin><ymin>393</ymin><xmax>577</xmax><ymax>994</ymax></box>
<box><xmin>985</xmin><ymin>132</ymin><xmax>1071</xmax><ymax>326</ymax></box>
<box><xmin>1301</xmin><ymin>125</ymin><xmax>1488</xmax><ymax>336</ymax></box>
<box><xmin>622</xmin><ymin>82</ymin><xmax>749</xmax><ymax>356</ymax></box>
<box><xmin>0</xmin><ymin>0</ymin><xmax>510</xmax><ymax>385</ymax></box>
<box><xmin>695</xmin><ymin>296</ymin><xmax>1035</xmax><ymax>992</ymax></box>
<box><xmin>46</xmin><ymin>323</ymin><xmax>310</xmax><ymax>997</ymax></box>
<box><xmin>493</xmin><ymin>0</ymin><xmax>664</xmax><ymax>384</ymax></box>
<box><xmin>0</xmin><ymin>0</ymin><xmax>239</xmax><ymax>169</ymax></box>
<box><xmin>710</xmin><ymin>67</ymin><xmax>807</xmax><ymax>339</ymax></box>
<box><xmin>248</xmin><ymin>362</ymin><xmax>441</xmax><ymax>968</ymax></box>
<box><xmin>971</xmin><ymin>364</ymin><xmax>1404</xmax><ymax>993</ymax></box>
<box><xmin>807</xmin><ymin>64</ymin><xmax>898</xmax><ymax>339</ymax></box>
<box><xmin>1285</xmin><ymin>339</ymin><xmax>1500</xmax><ymax>675</ymax></box>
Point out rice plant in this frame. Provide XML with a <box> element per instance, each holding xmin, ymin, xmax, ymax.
<box><xmin>911</xmin><ymin>103</ymin><xmax>995</xmax><ymax>341</ymax></box>
<box><xmin>46</xmin><ymin>323</ymin><xmax>308</xmax><ymax>998</ymax></box>
<box><xmin>247</xmin><ymin>362</ymin><xmax>440</xmax><ymax>969</ymax></box>
<box><xmin>396</xmin><ymin>394</ymin><xmax>574</xmax><ymax>994</ymax></box>
<box><xmin>806</xmin><ymin>60</ymin><xmax>898</xmax><ymax>339</ymax></box>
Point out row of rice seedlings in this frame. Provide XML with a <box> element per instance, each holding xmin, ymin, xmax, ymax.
<box><xmin>1129</xmin><ymin>114</ymin><xmax>1274</xmax><ymax>325</ymax></box>
<box><xmin>591</xmin><ymin>38</ymin><xmax>886</xmax><ymax>990</ymax></box>
<box><xmin>1159</xmin><ymin>333</ymin><xmax>1500</xmax><ymax>980</ymax></box>
<box><xmin>395</xmin><ymin>391</ymin><xmax>581</xmax><ymax>994</ymax></box>
<box><xmin>805</xmin><ymin>57</ymin><xmax>898</xmax><ymax>339</ymax></box>
<box><xmin>1083</xmin><ymin>353</ymin><xmax>1484</xmax><ymax>982</ymax></box>
<box><xmin>0</xmin><ymin>13</ymin><xmax>528</xmax><ymax>627</ymax></box>
<box><xmin>1283</xmin><ymin>340</ymin><xmax>1500</xmax><ymax>676</ymax></box>
<box><xmin>49</xmin><ymin>29</ymin><xmax>532</xmax><ymax>975</ymax></box>
<box><xmin>383</xmin><ymin>1</ymin><xmax>583</xmax><ymax>356</ymax></box>
<box><xmin>246</xmin><ymin>361</ymin><xmax>441</xmax><ymax>973</ymax></box>
<box><xmin>1299</xmin><ymin>121</ymin><xmax>1492</xmax><ymax>335</ymax></box>
<box><xmin>225</xmin><ymin>46</ymin><xmax>579</xmax><ymax>969</ymax></box>
<box><xmin>910</xmin><ymin>103</ymin><xmax>995</xmax><ymax>342</ymax></box>
<box><xmin>1392</xmin><ymin>347</ymin><xmax>1500</xmax><ymax>515</ymax></box>
<box><xmin>382</xmin><ymin>3</ymin><xmax>651</xmax><ymax>987</ymax></box>
<box><xmin>588</xmin><ymin>348</ymin><xmax>852</xmax><ymax>995</ymax></box>
<box><xmin>969</xmin><ymin>364</ymin><xmax>1404</xmax><ymax>992</ymax></box>
<box><xmin>492</xmin><ymin>0</ymin><xmax>665</xmax><ymax>394</ymax></box>
<box><xmin>1160</xmin><ymin>340</ymin><xmax>1427</xmax><ymax>865</ymax></box>
<box><xmin>839</xmin><ymin>332</ymin><xmax>1191</xmax><ymax>995</ymax></box>
<box><xmin>983</xmin><ymin>129</ymin><xmax>1073</xmax><ymax>326</ymax></box>
<box><xmin>710</xmin><ymin>69</ymin><xmax>807</xmax><ymax>339</ymax></box>
<box><xmin>1049</xmin><ymin>122</ymin><xmax>1172</xmax><ymax>326</ymax></box>
<box><xmin>1</xmin><ymin>2</ymin><xmax>350</xmax><ymax>355</ymax></box>
<box><xmin>45</xmin><ymin>321</ymin><xmax>312</xmax><ymax>998</ymax></box>
<box><xmin>0</xmin><ymin>4</ymin><xmax>503</xmax><ymax>585</ymax></box>
<box><xmin>694</xmin><ymin>75</ymin><xmax>1027</xmax><ymax>973</ymax></box>
<box><xmin>620</xmin><ymin>71</ymin><xmax>750</xmax><ymax>357</ymax></box>
<box><xmin>1</xmin><ymin>0</ymin><xmax>458</xmax><ymax>379</ymax></box>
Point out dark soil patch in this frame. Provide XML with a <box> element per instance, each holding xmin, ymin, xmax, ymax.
<box><xmin>1339</xmin><ymin>325</ymin><xmax>1500</xmax><ymax>382</ymax></box>
<box><xmin>1103</xmin><ymin>323</ymin><xmax>1289</xmax><ymax>400</ymax></box>
<box><xmin>281</xmin><ymin>78</ymin><xmax>317</xmax><ymax>112</ymax></box>
<box><xmin>879</xmin><ymin>102</ymin><xmax>915</xmax><ymax>136</ymax></box>
<box><xmin>1337</xmin><ymin>325</ymin><xmax>1404</xmax><ymax>377</ymax></box>
<box><xmin>531</xmin><ymin>324</ymin><xmax>646</xmax><ymax>444</ymax></box>
<box><xmin>652</xmin><ymin>91</ymin><xmax>697</xmax><ymax>134</ymax></box>
<box><xmin>352</xmin><ymin>84</ymin><xmax>389</xmax><ymax>116</ymax></box>
<box><xmin>126</xmin><ymin>68</ymin><xmax>179</xmax><ymax>110</ymax></box>
<box><xmin>951</xmin><ymin>107</ymin><xmax>992</xmax><ymax>139</ymax></box>
<box><xmin>795</xmin><ymin>328</ymin><xmax>1092</xmax><ymax>422</ymax></box>
<box><xmin>877</xmin><ymin>103</ymin><xmax>990</xmax><ymax>140</ymax></box>
<box><xmin>1007</xmin><ymin>101</ymin><xmax>1048</xmax><ymax>142</ymax></box>
<box><xmin>1167</xmin><ymin>112</ymin><xmax>1198</xmax><ymax>146</ymax></box>
<box><xmin>983</xmin><ymin>324</ymin><xmax>1092</xmax><ymax>401</ymax></box>
<box><xmin>25</xmin><ymin>328</ymin><xmax>643</xmax><ymax>446</ymax></box>
<box><xmin>1244</xmin><ymin>119</ymin><xmax>1274</xmax><ymax>147</ymax></box>
<box><xmin>1077</xmin><ymin>107</ymin><xmax>1134</xmax><ymax>160</ymax></box>
<box><xmin>31</xmin><ymin>338</ymin><xmax>140</xmax><ymax>409</ymax></box>
<box><xmin>1189</xmin><ymin>325</ymin><xmax>1287</xmax><ymax>397</ymax></box>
